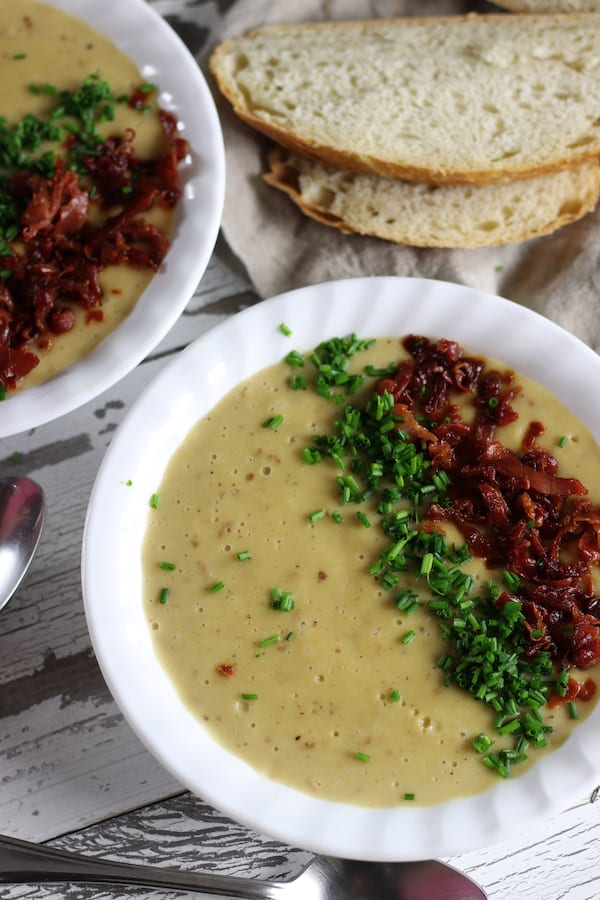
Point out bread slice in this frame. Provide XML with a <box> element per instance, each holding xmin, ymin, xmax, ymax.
<box><xmin>210</xmin><ymin>14</ymin><xmax>600</xmax><ymax>185</ymax></box>
<box><xmin>492</xmin><ymin>2</ymin><xmax>600</xmax><ymax>11</ymax></box>
<box><xmin>263</xmin><ymin>147</ymin><xmax>600</xmax><ymax>248</ymax></box>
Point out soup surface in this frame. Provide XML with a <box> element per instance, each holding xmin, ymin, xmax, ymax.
<box><xmin>143</xmin><ymin>337</ymin><xmax>600</xmax><ymax>806</ymax></box>
<box><xmin>0</xmin><ymin>1</ymin><xmax>177</xmax><ymax>390</ymax></box>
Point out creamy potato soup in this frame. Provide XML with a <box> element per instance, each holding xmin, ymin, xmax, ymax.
<box><xmin>143</xmin><ymin>338</ymin><xmax>600</xmax><ymax>806</ymax></box>
<box><xmin>0</xmin><ymin>1</ymin><xmax>175</xmax><ymax>389</ymax></box>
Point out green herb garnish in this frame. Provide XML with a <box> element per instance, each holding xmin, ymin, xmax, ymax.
<box><xmin>209</xmin><ymin>581</ymin><xmax>225</xmax><ymax>594</ymax></box>
<box><xmin>262</xmin><ymin>414</ymin><xmax>284</xmax><ymax>429</ymax></box>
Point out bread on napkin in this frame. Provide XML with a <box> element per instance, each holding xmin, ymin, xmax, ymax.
<box><xmin>264</xmin><ymin>148</ymin><xmax>600</xmax><ymax>248</ymax></box>
<box><xmin>209</xmin><ymin>14</ymin><xmax>600</xmax><ymax>186</ymax></box>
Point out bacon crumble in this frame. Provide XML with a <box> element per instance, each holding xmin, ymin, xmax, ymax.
<box><xmin>376</xmin><ymin>335</ymin><xmax>600</xmax><ymax>677</ymax></box>
<box><xmin>0</xmin><ymin>108</ymin><xmax>187</xmax><ymax>390</ymax></box>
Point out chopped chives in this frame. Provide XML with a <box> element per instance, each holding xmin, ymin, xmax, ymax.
<box><xmin>209</xmin><ymin>581</ymin><xmax>225</xmax><ymax>593</ymax></box>
<box><xmin>502</xmin><ymin>570</ymin><xmax>521</xmax><ymax>591</ymax></box>
<box><xmin>276</xmin><ymin>330</ymin><xmax>577</xmax><ymax>781</ymax></box>
<box><xmin>149</xmin><ymin>493</ymin><xmax>160</xmax><ymax>508</ymax></box>
<box><xmin>331</xmin><ymin>511</ymin><xmax>343</xmax><ymax>524</ymax></box>
<box><xmin>556</xmin><ymin>670</ymin><xmax>569</xmax><ymax>697</ymax></box>
<box><xmin>395</xmin><ymin>589</ymin><xmax>419</xmax><ymax>614</ymax></box>
<box><xmin>308</xmin><ymin>509</ymin><xmax>326</xmax><ymax>523</ymax></box>
<box><xmin>302</xmin><ymin>448</ymin><xmax>322</xmax><ymax>464</ymax></box>
<box><xmin>159</xmin><ymin>587</ymin><xmax>169</xmax><ymax>604</ymax></box>
<box><xmin>285</xmin><ymin>349</ymin><xmax>305</xmax><ymax>367</ymax></box>
<box><xmin>497</xmin><ymin>717</ymin><xmax>521</xmax><ymax>735</ymax></box>
<box><xmin>558</xmin><ymin>435</ymin><xmax>569</xmax><ymax>448</ymax></box>
<box><xmin>258</xmin><ymin>635</ymin><xmax>279</xmax><ymax>647</ymax></box>
<box><xmin>354</xmin><ymin>751</ymin><xmax>370</xmax><ymax>762</ymax></box>
<box><xmin>515</xmin><ymin>736</ymin><xmax>529</xmax><ymax>755</ymax></box>
<box><xmin>237</xmin><ymin>550</ymin><xmax>252</xmax><ymax>561</ymax></box>
<box><xmin>262</xmin><ymin>414</ymin><xmax>284</xmax><ymax>429</ymax></box>
<box><xmin>159</xmin><ymin>561</ymin><xmax>176</xmax><ymax>570</ymax></box>
<box><xmin>279</xmin><ymin>322</ymin><xmax>292</xmax><ymax>336</ymax></box>
<box><xmin>419</xmin><ymin>552</ymin><xmax>433</xmax><ymax>576</ymax></box>
<box><xmin>403</xmin><ymin>792</ymin><xmax>416</xmax><ymax>801</ymax></box>
<box><xmin>279</xmin><ymin>593</ymin><xmax>295</xmax><ymax>612</ymax></box>
<box><xmin>472</xmin><ymin>733</ymin><xmax>493</xmax><ymax>754</ymax></box>
<box><xmin>568</xmin><ymin>701</ymin><xmax>578</xmax><ymax>720</ymax></box>
<box><xmin>241</xmin><ymin>693</ymin><xmax>258</xmax><ymax>701</ymax></box>
<box><xmin>290</xmin><ymin>374</ymin><xmax>307</xmax><ymax>390</ymax></box>
<box><xmin>364</xmin><ymin>363</ymin><xmax>397</xmax><ymax>377</ymax></box>
<box><xmin>285</xmin><ymin>631</ymin><xmax>294</xmax><ymax>641</ymax></box>
<box><xmin>271</xmin><ymin>588</ymin><xmax>295</xmax><ymax>611</ymax></box>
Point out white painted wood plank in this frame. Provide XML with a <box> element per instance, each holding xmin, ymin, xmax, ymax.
<box><xmin>450</xmin><ymin>792</ymin><xmax>600</xmax><ymax>900</ymax></box>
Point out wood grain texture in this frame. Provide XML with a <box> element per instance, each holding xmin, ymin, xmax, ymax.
<box><xmin>0</xmin><ymin>2</ymin><xmax>599</xmax><ymax>899</ymax></box>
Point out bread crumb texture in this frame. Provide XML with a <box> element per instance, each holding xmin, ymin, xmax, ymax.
<box><xmin>211</xmin><ymin>15</ymin><xmax>600</xmax><ymax>183</ymax></box>
<box><xmin>264</xmin><ymin>149</ymin><xmax>600</xmax><ymax>247</ymax></box>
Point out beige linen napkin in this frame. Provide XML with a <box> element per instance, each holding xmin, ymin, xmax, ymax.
<box><xmin>206</xmin><ymin>0</ymin><xmax>600</xmax><ymax>354</ymax></box>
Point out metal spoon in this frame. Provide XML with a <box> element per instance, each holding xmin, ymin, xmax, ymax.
<box><xmin>0</xmin><ymin>476</ymin><xmax>45</xmax><ymax>611</ymax></box>
<box><xmin>0</xmin><ymin>833</ymin><xmax>487</xmax><ymax>898</ymax></box>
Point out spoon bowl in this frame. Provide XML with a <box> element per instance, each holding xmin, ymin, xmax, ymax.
<box><xmin>0</xmin><ymin>476</ymin><xmax>45</xmax><ymax>611</ymax></box>
<box><xmin>0</xmin><ymin>833</ymin><xmax>487</xmax><ymax>899</ymax></box>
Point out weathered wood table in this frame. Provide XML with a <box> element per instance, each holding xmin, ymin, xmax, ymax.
<box><xmin>0</xmin><ymin>2</ymin><xmax>598</xmax><ymax>898</ymax></box>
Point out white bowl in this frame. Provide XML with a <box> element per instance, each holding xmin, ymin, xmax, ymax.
<box><xmin>0</xmin><ymin>0</ymin><xmax>225</xmax><ymax>437</ymax></box>
<box><xmin>82</xmin><ymin>276</ymin><xmax>600</xmax><ymax>861</ymax></box>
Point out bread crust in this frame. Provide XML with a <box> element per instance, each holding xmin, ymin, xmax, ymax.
<box><xmin>233</xmin><ymin>106</ymin><xmax>600</xmax><ymax>187</ymax></box>
<box><xmin>210</xmin><ymin>13</ymin><xmax>600</xmax><ymax>186</ymax></box>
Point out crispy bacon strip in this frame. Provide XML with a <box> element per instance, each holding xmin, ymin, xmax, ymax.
<box><xmin>480</xmin><ymin>441</ymin><xmax>587</xmax><ymax>498</ymax></box>
<box><xmin>20</xmin><ymin>159</ymin><xmax>89</xmax><ymax>240</ymax></box>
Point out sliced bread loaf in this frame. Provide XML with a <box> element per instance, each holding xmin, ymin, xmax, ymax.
<box><xmin>264</xmin><ymin>148</ymin><xmax>600</xmax><ymax>247</ymax></box>
<box><xmin>210</xmin><ymin>15</ymin><xmax>600</xmax><ymax>185</ymax></box>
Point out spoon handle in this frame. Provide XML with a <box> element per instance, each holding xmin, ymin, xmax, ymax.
<box><xmin>0</xmin><ymin>834</ymin><xmax>286</xmax><ymax>898</ymax></box>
